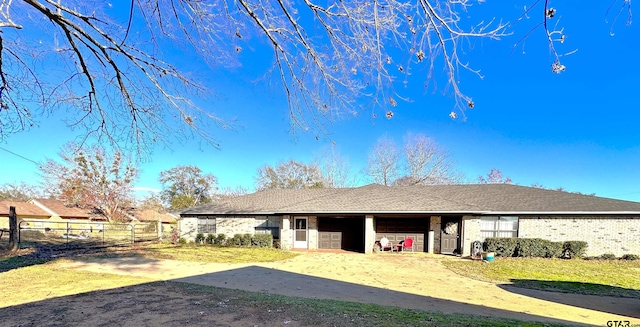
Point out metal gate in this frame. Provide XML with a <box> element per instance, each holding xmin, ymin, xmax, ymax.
<box><xmin>17</xmin><ymin>220</ymin><xmax>164</xmax><ymax>250</ymax></box>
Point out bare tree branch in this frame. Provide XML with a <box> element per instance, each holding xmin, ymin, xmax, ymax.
<box><xmin>8</xmin><ymin>0</ymin><xmax>626</xmax><ymax>152</ymax></box>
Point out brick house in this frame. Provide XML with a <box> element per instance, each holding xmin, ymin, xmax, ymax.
<box><xmin>179</xmin><ymin>184</ymin><xmax>640</xmax><ymax>256</ymax></box>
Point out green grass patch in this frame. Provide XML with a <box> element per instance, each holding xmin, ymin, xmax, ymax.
<box><xmin>0</xmin><ymin>261</ymin><xmax>152</xmax><ymax>307</ymax></box>
<box><xmin>443</xmin><ymin>257</ymin><xmax>640</xmax><ymax>298</ymax></box>
<box><xmin>0</xmin><ymin>262</ymin><xmax>572</xmax><ymax>326</ymax></box>
<box><xmin>0</xmin><ymin>242</ymin><xmax>298</xmax><ymax>273</ymax></box>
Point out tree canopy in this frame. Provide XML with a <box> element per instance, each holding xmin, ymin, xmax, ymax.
<box><xmin>313</xmin><ymin>146</ymin><xmax>357</xmax><ymax>188</ymax></box>
<box><xmin>159</xmin><ymin>165</ymin><xmax>218</xmax><ymax>210</ymax></box>
<box><xmin>39</xmin><ymin>143</ymin><xmax>138</xmax><ymax>222</ymax></box>
<box><xmin>366</xmin><ymin>133</ymin><xmax>460</xmax><ymax>186</ymax></box>
<box><xmin>256</xmin><ymin>159</ymin><xmax>325</xmax><ymax>190</ymax></box>
<box><xmin>478</xmin><ymin>168</ymin><xmax>513</xmax><ymax>184</ymax></box>
<box><xmin>0</xmin><ymin>182</ymin><xmax>45</xmax><ymax>201</ymax></box>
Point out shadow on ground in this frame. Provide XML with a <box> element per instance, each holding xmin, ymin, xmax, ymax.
<box><xmin>0</xmin><ymin>267</ymin><xmax>590</xmax><ymax>327</ymax></box>
<box><xmin>499</xmin><ymin>280</ymin><xmax>640</xmax><ymax>319</ymax></box>
<box><xmin>508</xmin><ymin>279</ymin><xmax>640</xmax><ymax>299</ymax></box>
<box><xmin>0</xmin><ymin>241</ymin><xmax>139</xmax><ymax>273</ymax></box>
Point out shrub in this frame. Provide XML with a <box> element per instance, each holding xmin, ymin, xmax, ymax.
<box><xmin>543</xmin><ymin>241</ymin><xmax>564</xmax><ymax>258</ymax></box>
<box><xmin>252</xmin><ymin>234</ymin><xmax>273</xmax><ymax>247</ymax></box>
<box><xmin>484</xmin><ymin>238</ymin><xmax>518</xmax><ymax>257</ymax></box>
<box><xmin>215</xmin><ymin>234</ymin><xmax>227</xmax><ymax>246</ymax></box>
<box><xmin>562</xmin><ymin>241</ymin><xmax>588</xmax><ymax>259</ymax></box>
<box><xmin>484</xmin><ymin>238</ymin><xmax>566</xmax><ymax>258</ymax></box>
<box><xmin>621</xmin><ymin>254</ymin><xmax>639</xmax><ymax>261</ymax></box>
<box><xmin>178</xmin><ymin>237</ymin><xmax>187</xmax><ymax>244</ymax></box>
<box><xmin>170</xmin><ymin>228</ymin><xmax>180</xmax><ymax>244</ymax></box>
<box><xmin>515</xmin><ymin>238</ymin><xmax>547</xmax><ymax>257</ymax></box>
<box><xmin>240</xmin><ymin>233</ymin><xmax>252</xmax><ymax>246</ymax></box>
<box><xmin>206</xmin><ymin>233</ymin><xmax>215</xmax><ymax>244</ymax></box>
<box><xmin>273</xmin><ymin>240</ymin><xmax>281</xmax><ymax>249</ymax></box>
<box><xmin>229</xmin><ymin>234</ymin><xmax>243</xmax><ymax>246</ymax></box>
<box><xmin>599</xmin><ymin>253</ymin><xmax>617</xmax><ymax>260</ymax></box>
<box><xmin>195</xmin><ymin>233</ymin><xmax>205</xmax><ymax>244</ymax></box>
<box><xmin>510</xmin><ymin>239</ymin><xmax>564</xmax><ymax>258</ymax></box>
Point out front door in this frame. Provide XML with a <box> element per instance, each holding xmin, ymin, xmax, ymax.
<box><xmin>441</xmin><ymin>217</ymin><xmax>460</xmax><ymax>254</ymax></box>
<box><xmin>294</xmin><ymin>217</ymin><xmax>308</xmax><ymax>249</ymax></box>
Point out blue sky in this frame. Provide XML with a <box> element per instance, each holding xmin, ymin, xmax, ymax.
<box><xmin>1</xmin><ymin>2</ymin><xmax>639</xmax><ymax>202</ymax></box>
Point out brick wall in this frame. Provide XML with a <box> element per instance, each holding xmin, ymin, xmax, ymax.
<box><xmin>179</xmin><ymin>215</ymin><xmax>282</xmax><ymax>243</ymax></box>
<box><xmin>461</xmin><ymin>216</ymin><xmax>481</xmax><ymax>257</ymax></box>
<box><xmin>216</xmin><ymin>216</ymin><xmax>254</xmax><ymax>236</ymax></box>
<box><xmin>179</xmin><ymin>217</ymin><xmax>197</xmax><ymax>241</ymax></box>
<box><xmin>519</xmin><ymin>216</ymin><xmax>640</xmax><ymax>257</ymax></box>
<box><xmin>280</xmin><ymin>215</ymin><xmax>292</xmax><ymax>250</ymax></box>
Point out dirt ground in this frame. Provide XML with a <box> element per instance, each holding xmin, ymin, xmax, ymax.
<box><xmin>3</xmin><ymin>251</ymin><xmax>640</xmax><ymax>326</ymax></box>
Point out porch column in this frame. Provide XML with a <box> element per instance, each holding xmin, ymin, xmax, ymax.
<box><xmin>308</xmin><ymin>216</ymin><xmax>318</xmax><ymax>250</ymax></box>
<box><xmin>364</xmin><ymin>214</ymin><xmax>375</xmax><ymax>254</ymax></box>
<box><xmin>430</xmin><ymin>216</ymin><xmax>441</xmax><ymax>254</ymax></box>
<box><xmin>280</xmin><ymin>215</ymin><xmax>292</xmax><ymax>250</ymax></box>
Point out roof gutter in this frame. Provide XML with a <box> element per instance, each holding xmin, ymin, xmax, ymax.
<box><xmin>181</xmin><ymin>210</ymin><xmax>640</xmax><ymax>216</ymax></box>
<box><xmin>479</xmin><ymin>211</ymin><xmax>640</xmax><ymax>215</ymax></box>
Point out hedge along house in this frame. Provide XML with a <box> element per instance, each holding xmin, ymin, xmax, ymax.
<box><xmin>179</xmin><ymin>184</ymin><xmax>640</xmax><ymax>257</ymax></box>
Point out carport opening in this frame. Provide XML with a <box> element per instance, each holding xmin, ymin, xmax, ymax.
<box><xmin>375</xmin><ymin>217</ymin><xmax>430</xmax><ymax>252</ymax></box>
<box><xmin>318</xmin><ymin>217</ymin><xmax>365</xmax><ymax>253</ymax></box>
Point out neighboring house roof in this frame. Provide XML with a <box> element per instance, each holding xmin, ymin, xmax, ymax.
<box><xmin>0</xmin><ymin>201</ymin><xmax>50</xmax><ymax>217</ymax></box>
<box><xmin>181</xmin><ymin>184</ymin><xmax>640</xmax><ymax>216</ymax></box>
<box><xmin>133</xmin><ymin>209</ymin><xmax>177</xmax><ymax>224</ymax></box>
<box><xmin>30</xmin><ymin>199</ymin><xmax>91</xmax><ymax>219</ymax></box>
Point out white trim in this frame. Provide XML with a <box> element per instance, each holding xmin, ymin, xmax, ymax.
<box><xmin>191</xmin><ymin>210</ymin><xmax>640</xmax><ymax>216</ymax></box>
<box><xmin>29</xmin><ymin>199</ymin><xmax>58</xmax><ymax>216</ymax></box>
<box><xmin>480</xmin><ymin>211</ymin><xmax>640</xmax><ymax>215</ymax></box>
<box><xmin>293</xmin><ymin>216</ymin><xmax>308</xmax><ymax>249</ymax></box>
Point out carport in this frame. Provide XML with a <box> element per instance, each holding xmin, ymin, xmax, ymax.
<box><xmin>317</xmin><ymin>216</ymin><xmax>365</xmax><ymax>252</ymax></box>
<box><xmin>375</xmin><ymin>216</ymin><xmax>430</xmax><ymax>252</ymax></box>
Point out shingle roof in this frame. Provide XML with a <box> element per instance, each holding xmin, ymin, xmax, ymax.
<box><xmin>0</xmin><ymin>201</ymin><xmax>50</xmax><ymax>217</ymax></box>
<box><xmin>133</xmin><ymin>209</ymin><xmax>177</xmax><ymax>223</ymax></box>
<box><xmin>181</xmin><ymin>184</ymin><xmax>640</xmax><ymax>216</ymax></box>
<box><xmin>31</xmin><ymin>199</ymin><xmax>90</xmax><ymax>219</ymax></box>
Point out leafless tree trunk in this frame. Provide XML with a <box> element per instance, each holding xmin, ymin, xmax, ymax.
<box><xmin>366</xmin><ymin>132</ymin><xmax>461</xmax><ymax>186</ymax></box>
<box><xmin>366</xmin><ymin>135</ymin><xmax>400</xmax><ymax>186</ymax></box>
<box><xmin>401</xmin><ymin>133</ymin><xmax>459</xmax><ymax>185</ymax></box>
<box><xmin>314</xmin><ymin>145</ymin><xmax>357</xmax><ymax>188</ymax></box>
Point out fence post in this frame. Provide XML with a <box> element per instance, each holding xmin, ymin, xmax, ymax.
<box><xmin>157</xmin><ymin>218</ymin><xmax>162</xmax><ymax>242</ymax></box>
<box><xmin>8</xmin><ymin>206</ymin><xmax>18</xmax><ymax>250</ymax></box>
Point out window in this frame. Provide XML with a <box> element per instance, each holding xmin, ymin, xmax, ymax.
<box><xmin>480</xmin><ymin>216</ymin><xmax>518</xmax><ymax>240</ymax></box>
<box><xmin>197</xmin><ymin>216</ymin><xmax>216</xmax><ymax>234</ymax></box>
<box><xmin>255</xmin><ymin>216</ymin><xmax>280</xmax><ymax>239</ymax></box>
